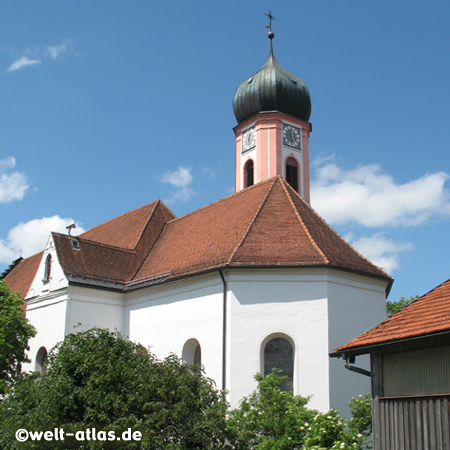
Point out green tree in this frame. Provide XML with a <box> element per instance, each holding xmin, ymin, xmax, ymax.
<box><xmin>0</xmin><ymin>280</ymin><xmax>36</xmax><ymax>394</ymax></box>
<box><xmin>0</xmin><ymin>328</ymin><xmax>228</xmax><ymax>449</ymax></box>
<box><xmin>386</xmin><ymin>295</ymin><xmax>418</xmax><ymax>317</ymax></box>
<box><xmin>226</xmin><ymin>369</ymin><xmax>368</xmax><ymax>450</ymax></box>
<box><xmin>347</xmin><ymin>393</ymin><xmax>372</xmax><ymax>449</ymax></box>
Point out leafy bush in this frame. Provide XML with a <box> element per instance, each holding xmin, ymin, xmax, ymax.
<box><xmin>0</xmin><ymin>327</ymin><xmax>373</xmax><ymax>450</ymax></box>
<box><xmin>0</xmin><ymin>328</ymin><xmax>228</xmax><ymax>449</ymax></box>
<box><xmin>227</xmin><ymin>369</ymin><xmax>371</xmax><ymax>450</ymax></box>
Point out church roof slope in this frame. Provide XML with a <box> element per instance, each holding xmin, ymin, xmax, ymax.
<box><xmin>53</xmin><ymin>200</ymin><xmax>175</xmax><ymax>286</ymax></box>
<box><xmin>53</xmin><ymin>233</ymin><xmax>138</xmax><ymax>285</ymax></box>
<box><xmin>133</xmin><ymin>178</ymin><xmax>275</xmax><ymax>281</ymax></box>
<box><xmin>1</xmin><ymin>252</ymin><xmax>43</xmax><ymax>299</ymax></box>
<box><xmin>333</xmin><ymin>277</ymin><xmax>450</xmax><ymax>354</ymax></box>
<box><xmin>80</xmin><ymin>200</ymin><xmax>173</xmax><ymax>250</ymax></box>
<box><xmin>133</xmin><ymin>177</ymin><xmax>390</xmax><ymax>285</ymax></box>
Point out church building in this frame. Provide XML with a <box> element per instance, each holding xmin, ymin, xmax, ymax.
<box><xmin>2</xmin><ymin>32</ymin><xmax>391</xmax><ymax>414</ymax></box>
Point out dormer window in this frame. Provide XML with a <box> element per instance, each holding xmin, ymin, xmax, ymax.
<box><xmin>43</xmin><ymin>254</ymin><xmax>52</xmax><ymax>282</ymax></box>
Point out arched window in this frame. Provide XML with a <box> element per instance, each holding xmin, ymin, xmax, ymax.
<box><xmin>285</xmin><ymin>158</ymin><xmax>299</xmax><ymax>192</ymax></box>
<box><xmin>244</xmin><ymin>159</ymin><xmax>254</xmax><ymax>188</ymax></box>
<box><xmin>43</xmin><ymin>254</ymin><xmax>52</xmax><ymax>282</ymax></box>
<box><xmin>263</xmin><ymin>336</ymin><xmax>294</xmax><ymax>391</ymax></box>
<box><xmin>182</xmin><ymin>338</ymin><xmax>202</xmax><ymax>366</ymax></box>
<box><xmin>35</xmin><ymin>347</ymin><xmax>48</xmax><ymax>373</ymax></box>
<box><xmin>194</xmin><ymin>343</ymin><xmax>201</xmax><ymax>366</ymax></box>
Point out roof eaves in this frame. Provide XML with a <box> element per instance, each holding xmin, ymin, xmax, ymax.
<box><xmin>67</xmin><ymin>275</ymin><xmax>126</xmax><ymax>292</ymax></box>
<box><xmin>330</xmin><ymin>329</ymin><xmax>450</xmax><ymax>358</ymax></box>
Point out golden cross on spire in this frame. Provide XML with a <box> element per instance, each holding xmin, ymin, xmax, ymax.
<box><xmin>265</xmin><ymin>10</ymin><xmax>276</xmax><ymax>31</ymax></box>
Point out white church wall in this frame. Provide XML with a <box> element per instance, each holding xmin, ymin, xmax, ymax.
<box><xmin>326</xmin><ymin>270</ymin><xmax>388</xmax><ymax>417</ymax></box>
<box><xmin>65</xmin><ymin>285</ymin><xmax>125</xmax><ymax>334</ymax></box>
<box><xmin>26</xmin><ymin>235</ymin><xmax>69</xmax><ymax>300</ymax></box>
<box><xmin>23</xmin><ymin>292</ymin><xmax>68</xmax><ymax>372</ymax></box>
<box><xmin>125</xmin><ymin>272</ymin><xmax>225</xmax><ymax>390</ymax></box>
<box><xmin>225</xmin><ymin>268</ymin><xmax>331</xmax><ymax>411</ymax></box>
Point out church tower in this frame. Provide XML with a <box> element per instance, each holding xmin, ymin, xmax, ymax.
<box><xmin>233</xmin><ymin>31</ymin><xmax>312</xmax><ymax>202</ymax></box>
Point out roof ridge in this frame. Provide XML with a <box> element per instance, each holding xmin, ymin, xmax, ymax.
<box><xmin>282</xmin><ymin>180</ymin><xmax>390</xmax><ymax>278</ymax></box>
<box><xmin>279</xmin><ymin>178</ymin><xmax>329</xmax><ymax>264</ymax></box>
<box><xmin>130</xmin><ymin>203</ymin><xmax>171</xmax><ymax>281</ymax></box>
<box><xmin>226</xmin><ymin>177</ymin><xmax>277</xmax><ymax>265</ymax></box>
<box><xmin>415</xmin><ymin>276</ymin><xmax>450</xmax><ymax>302</ymax></box>
<box><xmin>132</xmin><ymin>199</ymin><xmax>159</xmax><ymax>249</ymax></box>
<box><xmin>79</xmin><ymin>200</ymin><xmax>160</xmax><ymax>241</ymax></box>
<box><xmin>165</xmin><ymin>178</ymin><xmax>276</xmax><ymax>226</ymax></box>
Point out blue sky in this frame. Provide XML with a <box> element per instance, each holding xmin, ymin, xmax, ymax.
<box><xmin>1</xmin><ymin>1</ymin><xmax>449</xmax><ymax>304</ymax></box>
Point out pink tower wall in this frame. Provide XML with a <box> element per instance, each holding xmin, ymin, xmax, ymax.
<box><xmin>234</xmin><ymin>112</ymin><xmax>312</xmax><ymax>203</ymax></box>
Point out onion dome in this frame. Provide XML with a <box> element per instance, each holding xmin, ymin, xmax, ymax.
<box><xmin>233</xmin><ymin>33</ymin><xmax>311</xmax><ymax>125</ymax></box>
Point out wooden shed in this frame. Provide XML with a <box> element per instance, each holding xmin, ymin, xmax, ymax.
<box><xmin>330</xmin><ymin>278</ymin><xmax>450</xmax><ymax>450</ymax></box>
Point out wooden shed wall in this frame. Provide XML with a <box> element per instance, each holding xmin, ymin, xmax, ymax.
<box><xmin>373</xmin><ymin>395</ymin><xmax>450</xmax><ymax>450</ymax></box>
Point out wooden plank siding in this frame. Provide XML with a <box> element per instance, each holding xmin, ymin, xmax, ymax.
<box><xmin>373</xmin><ymin>395</ymin><xmax>450</xmax><ymax>450</ymax></box>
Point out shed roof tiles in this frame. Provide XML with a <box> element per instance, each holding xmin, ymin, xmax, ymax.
<box><xmin>334</xmin><ymin>277</ymin><xmax>450</xmax><ymax>353</ymax></box>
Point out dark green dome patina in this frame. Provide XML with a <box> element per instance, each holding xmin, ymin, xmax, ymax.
<box><xmin>233</xmin><ymin>35</ymin><xmax>311</xmax><ymax>125</ymax></box>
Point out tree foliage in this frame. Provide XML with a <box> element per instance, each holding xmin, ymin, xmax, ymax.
<box><xmin>0</xmin><ymin>280</ymin><xmax>36</xmax><ymax>394</ymax></box>
<box><xmin>386</xmin><ymin>295</ymin><xmax>418</xmax><ymax>317</ymax></box>
<box><xmin>226</xmin><ymin>369</ymin><xmax>370</xmax><ymax>450</ymax></box>
<box><xmin>0</xmin><ymin>328</ymin><xmax>374</xmax><ymax>450</ymax></box>
<box><xmin>0</xmin><ymin>328</ymin><xmax>228</xmax><ymax>449</ymax></box>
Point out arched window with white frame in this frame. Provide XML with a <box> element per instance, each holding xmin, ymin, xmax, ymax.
<box><xmin>262</xmin><ymin>334</ymin><xmax>294</xmax><ymax>391</ymax></box>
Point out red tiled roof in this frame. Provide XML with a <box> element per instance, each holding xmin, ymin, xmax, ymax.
<box><xmin>55</xmin><ymin>200</ymin><xmax>175</xmax><ymax>285</ymax></box>
<box><xmin>3</xmin><ymin>177</ymin><xmax>390</xmax><ymax>295</ymax></box>
<box><xmin>334</xmin><ymin>277</ymin><xmax>450</xmax><ymax>353</ymax></box>
<box><xmin>80</xmin><ymin>201</ymin><xmax>166</xmax><ymax>250</ymax></box>
<box><xmin>2</xmin><ymin>253</ymin><xmax>42</xmax><ymax>299</ymax></box>
<box><xmin>134</xmin><ymin>177</ymin><xmax>389</xmax><ymax>282</ymax></box>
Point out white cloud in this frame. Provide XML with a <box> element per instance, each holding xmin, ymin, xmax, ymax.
<box><xmin>45</xmin><ymin>39</ymin><xmax>72</xmax><ymax>59</ymax></box>
<box><xmin>7</xmin><ymin>39</ymin><xmax>72</xmax><ymax>72</ymax></box>
<box><xmin>0</xmin><ymin>216</ymin><xmax>85</xmax><ymax>265</ymax></box>
<box><xmin>7</xmin><ymin>56</ymin><xmax>42</xmax><ymax>72</ymax></box>
<box><xmin>311</xmin><ymin>161</ymin><xmax>450</xmax><ymax>227</ymax></box>
<box><xmin>0</xmin><ymin>157</ymin><xmax>29</xmax><ymax>203</ymax></box>
<box><xmin>0</xmin><ymin>156</ymin><xmax>16</xmax><ymax>171</ymax></box>
<box><xmin>162</xmin><ymin>166</ymin><xmax>193</xmax><ymax>188</ymax></box>
<box><xmin>161</xmin><ymin>166</ymin><xmax>195</xmax><ymax>204</ymax></box>
<box><xmin>346</xmin><ymin>232</ymin><xmax>414</xmax><ymax>274</ymax></box>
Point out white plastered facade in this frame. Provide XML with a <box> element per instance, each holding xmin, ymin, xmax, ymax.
<box><xmin>24</xmin><ymin>249</ymin><xmax>387</xmax><ymax>415</ymax></box>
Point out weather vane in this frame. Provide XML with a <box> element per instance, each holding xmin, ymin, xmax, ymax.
<box><xmin>265</xmin><ymin>10</ymin><xmax>276</xmax><ymax>32</ymax></box>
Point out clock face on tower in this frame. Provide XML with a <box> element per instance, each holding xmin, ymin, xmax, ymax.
<box><xmin>282</xmin><ymin>124</ymin><xmax>301</xmax><ymax>149</ymax></box>
<box><xmin>242</xmin><ymin>126</ymin><xmax>256</xmax><ymax>152</ymax></box>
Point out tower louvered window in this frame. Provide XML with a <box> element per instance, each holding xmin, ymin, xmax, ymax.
<box><xmin>286</xmin><ymin>158</ymin><xmax>298</xmax><ymax>192</ymax></box>
<box><xmin>245</xmin><ymin>160</ymin><xmax>254</xmax><ymax>187</ymax></box>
